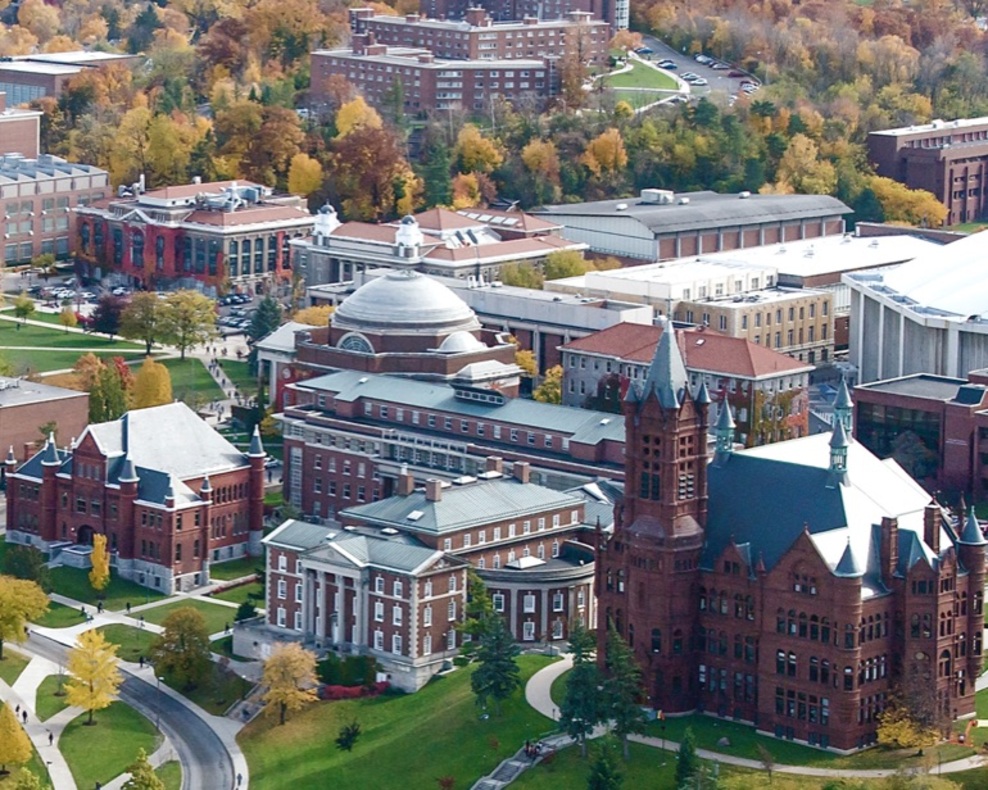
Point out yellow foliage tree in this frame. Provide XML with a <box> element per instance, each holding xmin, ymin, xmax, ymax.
<box><xmin>544</xmin><ymin>250</ymin><xmax>589</xmax><ymax>280</ymax></box>
<box><xmin>0</xmin><ymin>703</ymin><xmax>31</xmax><ymax>774</ymax></box>
<box><xmin>533</xmin><ymin>365</ymin><xmax>563</xmax><ymax>404</ymax></box>
<box><xmin>59</xmin><ymin>306</ymin><xmax>77</xmax><ymax>333</ymax></box>
<box><xmin>520</xmin><ymin>139</ymin><xmax>560</xmax><ymax>185</ymax></box>
<box><xmin>580</xmin><ymin>128</ymin><xmax>628</xmax><ymax>179</ymax></box>
<box><xmin>0</xmin><ymin>575</ymin><xmax>49</xmax><ymax>660</ymax></box>
<box><xmin>131</xmin><ymin>357</ymin><xmax>173</xmax><ymax>410</ymax></box>
<box><xmin>261</xmin><ymin>642</ymin><xmax>318</xmax><ymax>725</ymax></box>
<box><xmin>88</xmin><ymin>533</ymin><xmax>110</xmax><ymax>592</ymax></box>
<box><xmin>455</xmin><ymin>124</ymin><xmax>503</xmax><ymax>175</ymax></box>
<box><xmin>394</xmin><ymin>167</ymin><xmax>423</xmax><ymax>217</ymax></box>
<box><xmin>515</xmin><ymin>349</ymin><xmax>537</xmax><ymax>377</ymax></box>
<box><xmin>66</xmin><ymin>629</ymin><xmax>122</xmax><ymax>725</ymax></box>
<box><xmin>287</xmin><ymin>153</ymin><xmax>324</xmax><ymax>197</ymax></box>
<box><xmin>876</xmin><ymin>703</ymin><xmax>939</xmax><ymax>750</ymax></box>
<box><xmin>867</xmin><ymin>175</ymin><xmax>949</xmax><ymax>227</ymax></box>
<box><xmin>774</xmin><ymin>134</ymin><xmax>837</xmax><ymax>195</ymax></box>
<box><xmin>335</xmin><ymin>96</ymin><xmax>382</xmax><ymax>138</ymax></box>
<box><xmin>293</xmin><ymin>305</ymin><xmax>334</xmax><ymax>326</ymax></box>
<box><xmin>451</xmin><ymin>172</ymin><xmax>483</xmax><ymax>209</ymax></box>
<box><xmin>17</xmin><ymin>0</ymin><xmax>59</xmax><ymax>43</ymax></box>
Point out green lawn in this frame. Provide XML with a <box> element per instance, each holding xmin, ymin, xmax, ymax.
<box><xmin>35</xmin><ymin>673</ymin><xmax>71</xmax><ymax>721</ymax></box>
<box><xmin>165</xmin><ymin>662</ymin><xmax>253</xmax><ymax>716</ymax></box>
<box><xmin>60</xmin><ymin>701</ymin><xmax>161</xmax><ymax>790</ymax></box>
<box><xmin>264</xmin><ymin>490</ymin><xmax>284</xmax><ymax>507</ymax></box>
<box><xmin>211</xmin><ymin>635</ymin><xmax>253</xmax><ymax>661</ymax></box>
<box><xmin>48</xmin><ymin>565</ymin><xmax>166</xmax><ymax>611</ymax></box>
<box><xmin>218</xmin><ymin>359</ymin><xmax>256</xmax><ymax>393</ymax></box>
<box><xmin>210</xmin><ymin>555</ymin><xmax>261</xmax><ymax>581</ymax></box>
<box><xmin>950</xmin><ymin>222</ymin><xmax>988</xmax><ymax>234</ymax></box>
<box><xmin>141</xmin><ymin>598</ymin><xmax>237</xmax><ymax>636</ymax></box>
<box><xmin>0</xmin><ymin>319</ymin><xmax>143</xmax><ymax>351</ymax></box>
<box><xmin>239</xmin><ymin>655</ymin><xmax>556</xmax><ymax>790</ymax></box>
<box><xmin>513</xmin><ymin>739</ymin><xmax>679</xmax><ymax>789</ymax></box>
<box><xmin>158</xmin><ymin>357</ymin><xmax>225</xmax><ymax>407</ymax></box>
<box><xmin>33</xmin><ymin>601</ymin><xmax>88</xmax><ymax>629</ymax></box>
<box><xmin>606</xmin><ymin>61</ymin><xmax>677</xmax><ymax>91</ymax></box>
<box><xmin>210</xmin><ymin>581</ymin><xmax>263</xmax><ymax>606</ymax></box>
<box><xmin>0</xmin><ymin>648</ymin><xmax>29</xmax><ymax>684</ymax></box>
<box><xmin>97</xmin><ymin>624</ymin><xmax>157</xmax><ymax>663</ymax></box>
<box><xmin>5</xmin><ymin>348</ymin><xmax>146</xmax><ymax>374</ymax></box>
<box><xmin>156</xmin><ymin>761</ymin><xmax>182</xmax><ymax>790</ymax></box>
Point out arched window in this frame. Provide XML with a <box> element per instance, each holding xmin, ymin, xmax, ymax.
<box><xmin>939</xmin><ymin>649</ymin><xmax>952</xmax><ymax>678</ymax></box>
<box><xmin>911</xmin><ymin>613</ymin><xmax>921</xmax><ymax>638</ymax></box>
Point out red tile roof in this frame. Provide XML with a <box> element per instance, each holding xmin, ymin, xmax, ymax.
<box><xmin>561</xmin><ymin>323</ymin><xmax>813</xmax><ymax>380</ymax></box>
<box><xmin>148</xmin><ymin>180</ymin><xmax>262</xmax><ymax>200</ymax></box>
<box><xmin>184</xmin><ymin>205</ymin><xmax>311</xmax><ymax>227</ymax></box>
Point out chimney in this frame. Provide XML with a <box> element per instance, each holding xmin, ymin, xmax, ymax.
<box><xmin>465</xmin><ymin>6</ymin><xmax>487</xmax><ymax>26</ymax></box>
<box><xmin>406</xmin><ymin>12</ymin><xmax>420</xmax><ymax>22</ymax></box>
<box><xmin>397</xmin><ymin>467</ymin><xmax>415</xmax><ymax>496</ymax></box>
<box><xmin>485</xmin><ymin>456</ymin><xmax>503</xmax><ymax>474</ymax></box>
<box><xmin>924</xmin><ymin>501</ymin><xmax>941</xmax><ymax>554</ymax></box>
<box><xmin>513</xmin><ymin>461</ymin><xmax>531</xmax><ymax>484</ymax></box>
<box><xmin>425</xmin><ymin>478</ymin><xmax>443</xmax><ymax>502</ymax></box>
<box><xmin>879</xmin><ymin>516</ymin><xmax>899</xmax><ymax>580</ymax></box>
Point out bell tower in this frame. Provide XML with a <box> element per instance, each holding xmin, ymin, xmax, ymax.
<box><xmin>598</xmin><ymin>323</ymin><xmax>709</xmax><ymax>712</ymax></box>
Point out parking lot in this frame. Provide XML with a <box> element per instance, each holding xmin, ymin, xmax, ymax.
<box><xmin>637</xmin><ymin>35</ymin><xmax>760</xmax><ymax>103</ymax></box>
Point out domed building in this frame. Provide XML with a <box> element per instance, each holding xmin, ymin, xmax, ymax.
<box><xmin>287</xmin><ymin>269</ymin><xmax>521</xmax><ymax>397</ymax></box>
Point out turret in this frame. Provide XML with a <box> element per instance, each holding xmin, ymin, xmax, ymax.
<box><xmin>833</xmin><ymin>377</ymin><xmax>853</xmax><ymax>436</ymax></box>
<box><xmin>828</xmin><ymin>420</ymin><xmax>848</xmax><ymax>478</ymax></box>
<box><xmin>714</xmin><ymin>400</ymin><xmax>736</xmax><ymax>460</ymax></box>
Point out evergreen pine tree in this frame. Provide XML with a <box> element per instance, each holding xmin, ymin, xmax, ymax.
<box><xmin>587</xmin><ymin>739</ymin><xmax>623</xmax><ymax>790</ymax></box>
<box><xmin>675</xmin><ymin>727</ymin><xmax>699</xmax><ymax>787</ymax></box>
<box><xmin>470</xmin><ymin>615</ymin><xmax>521</xmax><ymax>716</ymax></box>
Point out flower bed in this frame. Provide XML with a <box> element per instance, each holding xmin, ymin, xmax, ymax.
<box><xmin>317</xmin><ymin>681</ymin><xmax>390</xmax><ymax>701</ymax></box>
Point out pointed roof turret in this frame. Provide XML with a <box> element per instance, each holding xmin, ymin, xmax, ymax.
<box><xmin>695</xmin><ymin>380</ymin><xmax>711</xmax><ymax>406</ymax></box>
<box><xmin>833</xmin><ymin>376</ymin><xmax>853</xmax><ymax>436</ymax></box>
<box><xmin>715</xmin><ymin>400</ymin><xmax>736</xmax><ymax>457</ymax></box>
<box><xmin>834</xmin><ymin>538</ymin><xmax>863</xmax><ymax>577</ymax></box>
<box><xmin>829</xmin><ymin>419</ymin><xmax>848</xmax><ymax>475</ymax></box>
<box><xmin>118</xmin><ymin>453</ymin><xmax>138</xmax><ymax>482</ymax></box>
<box><xmin>200</xmin><ymin>475</ymin><xmax>212</xmax><ymax>495</ymax></box>
<box><xmin>5</xmin><ymin>445</ymin><xmax>15</xmax><ymax>465</ymax></box>
<box><xmin>958</xmin><ymin>506</ymin><xmax>987</xmax><ymax>546</ymax></box>
<box><xmin>248</xmin><ymin>425</ymin><xmax>265</xmax><ymax>457</ymax></box>
<box><xmin>164</xmin><ymin>476</ymin><xmax>176</xmax><ymax>504</ymax></box>
<box><xmin>642</xmin><ymin>321</ymin><xmax>688</xmax><ymax>410</ymax></box>
<box><xmin>41</xmin><ymin>432</ymin><xmax>60</xmax><ymax>466</ymax></box>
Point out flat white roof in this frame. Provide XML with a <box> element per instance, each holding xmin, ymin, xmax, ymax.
<box><xmin>0</xmin><ymin>62</ymin><xmax>79</xmax><ymax>76</ymax></box>
<box><xmin>550</xmin><ymin>257</ymin><xmax>777</xmax><ymax>292</ymax></box>
<box><xmin>315</xmin><ymin>48</ymin><xmax>546</xmax><ymax>69</ymax></box>
<box><xmin>871</xmin><ymin>116</ymin><xmax>988</xmax><ymax>137</ymax></box>
<box><xmin>21</xmin><ymin>51</ymin><xmax>133</xmax><ymax>65</ymax></box>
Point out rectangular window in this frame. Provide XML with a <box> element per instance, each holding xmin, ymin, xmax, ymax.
<box><xmin>374</xmin><ymin>602</ymin><xmax>384</xmax><ymax>621</ymax></box>
<box><xmin>523</xmin><ymin>594</ymin><xmax>536</xmax><ymax>613</ymax></box>
<box><xmin>392</xmin><ymin>606</ymin><xmax>402</xmax><ymax>626</ymax></box>
<box><xmin>523</xmin><ymin>622</ymin><xmax>536</xmax><ymax>641</ymax></box>
<box><xmin>552</xmin><ymin>592</ymin><xmax>564</xmax><ymax>612</ymax></box>
<box><xmin>374</xmin><ymin>630</ymin><xmax>384</xmax><ymax>651</ymax></box>
<box><xmin>374</xmin><ymin>576</ymin><xmax>384</xmax><ymax>593</ymax></box>
<box><xmin>424</xmin><ymin>606</ymin><xmax>432</xmax><ymax>626</ymax></box>
<box><xmin>492</xmin><ymin>593</ymin><xmax>505</xmax><ymax>612</ymax></box>
<box><xmin>277</xmin><ymin>580</ymin><xmax>287</xmax><ymax>599</ymax></box>
<box><xmin>392</xmin><ymin>634</ymin><xmax>402</xmax><ymax>655</ymax></box>
<box><xmin>393</xmin><ymin>580</ymin><xmax>403</xmax><ymax>598</ymax></box>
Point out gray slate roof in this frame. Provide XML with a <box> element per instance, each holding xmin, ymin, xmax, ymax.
<box><xmin>264</xmin><ymin>518</ymin><xmax>339</xmax><ymax>551</ymax></box>
<box><xmin>342</xmin><ymin>477</ymin><xmax>583</xmax><ymax>535</ymax></box>
<box><xmin>534</xmin><ymin>191</ymin><xmax>850</xmax><ymax>235</ymax></box>
<box><xmin>299</xmin><ymin>370</ymin><xmax>625</xmax><ymax>445</ymax></box>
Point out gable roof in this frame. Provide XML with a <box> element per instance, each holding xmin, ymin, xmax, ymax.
<box><xmin>561</xmin><ymin>323</ymin><xmax>812</xmax><ymax>380</ymax></box>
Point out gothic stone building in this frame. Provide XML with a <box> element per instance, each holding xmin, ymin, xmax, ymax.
<box><xmin>597</xmin><ymin>329</ymin><xmax>987</xmax><ymax>752</ymax></box>
<box><xmin>5</xmin><ymin>403</ymin><xmax>266</xmax><ymax>593</ymax></box>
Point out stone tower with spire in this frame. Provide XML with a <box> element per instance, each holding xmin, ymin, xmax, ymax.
<box><xmin>597</xmin><ymin>323</ymin><xmax>710</xmax><ymax>711</ymax></box>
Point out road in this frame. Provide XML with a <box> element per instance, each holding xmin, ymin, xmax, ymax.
<box><xmin>25</xmin><ymin>632</ymin><xmax>236</xmax><ymax>790</ymax></box>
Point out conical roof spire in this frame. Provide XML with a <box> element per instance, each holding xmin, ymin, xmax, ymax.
<box><xmin>959</xmin><ymin>505</ymin><xmax>986</xmax><ymax>546</ymax></box>
<box><xmin>41</xmin><ymin>432</ymin><xmax>59</xmax><ymax>465</ymax></box>
<box><xmin>5</xmin><ymin>445</ymin><xmax>15</xmax><ymax>464</ymax></box>
<box><xmin>834</xmin><ymin>538</ymin><xmax>863</xmax><ymax>577</ymax></box>
<box><xmin>248</xmin><ymin>425</ymin><xmax>265</xmax><ymax>457</ymax></box>
<box><xmin>200</xmin><ymin>475</ymin><xmax>212</xmax><ymax>495</ymax></box>
<box><xmin>829</xmin><ymin>419</ymin><xmax>848</xmax><ymax>475</ymax></box>
<box><xmin>643</xmin><ymin>321</ymin><xmax>688</xmax><ymax>410</ymax></box>
<box><xmin>118</xmin><ymin>452</ymin><xmax>138</xmax><ymax>482</ymax></box>
<box><xmin>715</xmin><ymin>400</ymin><xmax>735</xmax><ymax>456</ymax></box>
<box><xmin>833</xmin><ymin>376</ymin><xmax>853</xmax><ymax>436</ymax></box>
<box><xmin>695</xmin><ymin>380</ymin><xmax>711</xmax><ymax>406</ymax></box>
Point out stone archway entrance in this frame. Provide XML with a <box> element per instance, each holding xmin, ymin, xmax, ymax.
<box><xmin>77</xmin><ymin>525</ymin><xmax>95</xmax><ymax>546</ymax></box>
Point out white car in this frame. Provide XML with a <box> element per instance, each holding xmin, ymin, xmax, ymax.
<box><xmin>691</xmin><ymin>77</ymin><xmax>709</xmax><ymax>86</ymax></box>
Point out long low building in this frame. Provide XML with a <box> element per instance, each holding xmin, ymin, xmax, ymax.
<box><xmin>531</xmin><ymin>188</ymin><xmax>851</xmax><ymax>261</ymax></box>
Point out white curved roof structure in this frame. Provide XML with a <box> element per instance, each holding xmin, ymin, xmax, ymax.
<box><xmin>437</xmin><ymin>330</ymin><xmax>486</xmax><ymax>353</ymax></box>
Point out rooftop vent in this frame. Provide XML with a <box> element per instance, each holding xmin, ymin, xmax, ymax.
<box><xmin>406</xmin><ymin>510</ymin><xmax>424</xmax><ymax>522</ymax></box>
<box><xmin>381</xmin><ymin>527</ymin><xmax>399</xmax><ymax>535</ymax></box>
<box><xmin>615</xmin><ymin>203</ymin><xmax>628</xmax><ymax>211</ymax></box>
<box><xmin>640</xmin><ymin>188</ymin><xmax>674</xmax><ymax>204</ymax></box>
<box><xmin>678</xmin><ymin>197</ymin><xmax>690</xmax><ymax>205</ymax></box>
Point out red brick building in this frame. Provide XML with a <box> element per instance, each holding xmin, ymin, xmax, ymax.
<box><xmin>0</xmin><ymin>376</ymin><xmax>89</xmax><ymax>463</ymax></box>
<box><xmin>5</xmin><ymin>403</ymin><xmax>267</xmax><ymax>593</ymax></box>
<box><xmin>598</xmin><ymin>331</ymin><xmax>986</xmax><ymax>751</ymax></box>
<box><xmin>75</xmin><ymin>180</ymin><xmax>313</xmax><ymax>291</ymax></box>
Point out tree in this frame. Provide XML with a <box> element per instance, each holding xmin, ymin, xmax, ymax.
<box><xmin>91</xmin><ymin>294</ymin><xmax>127</xmax><ymax>337</ymax></box>
<box><xmin>131</xmin><ymin>357</ymin><xmax>173</xmax><ymax>409</ymax></box>
<box><xmin>261</xmin><ymin>642</ymin><xmax>318</xmax><ymax>725</ymax></box>
<box><xmin>329</xmin><ymin>125</ymin><xmax>421</xmax><ymax>221</ymax></box>
<box><xmin>675</xmin><ymin>727</ymin><xmax>699</xmax><ymax>787</ymax></box>
<box><xmin>10</xmin><ymin>767</ymin><xmax>47</xmax><ymax>789</ymax></box>
<box><xmin>534</xmin><ymin>366</ymin><xmax>563</xmax><ymax>404</ymax></box>
<box><xmin>602</xmin><ymin>625</ymin><xmax>646</xmax><ymax>759</ymax></box>
<box><xmin>293</xmin><ymin>305</ymin><xmax>334</xmax><ymax>326</ymax></box>
<box><xmin>88</xmin><ymin>533</ymin><xmax>110</xmax><ymax>593</ymax></box>
<box><xmin>456</xmin><ymin>569</ymin><xmax>495</xmax><ymax>657</ymax></box>
<box><xmin>587</xmin><ymin>739</ymin><xmax>623</xmax><ymax>790</ymax></box>
<box><xmin>470</xmin><ymin>615</ymin><xmax>521</xmax><ymax>716</ymax></box>
<box><xmin>120</xmin><ymin>293</ymin><xmax>165</xmax><ymax>355</ymax></box>
<box><xmin>455</xmin><ymin>124</ymin><xmax>503</xmax><ymax>175</ymax></box>
<box><xmin>756</xmin><ymin>743</ymin><xmax>775</xmax><ymax>784</ymax></box>
<box><xmin>560</xmin><ymin>621</ymin><xmax>604</xmax><ymax>757</ymax></box>
<box><xmin>235</xmin><ymin>600</ymin><xmax>257</xmax><ymax>621</ymax></box>
<box><xmin>248</xmin><ymin>295</ymin><xmax>282</xmax><ymax>344</ymax></box>
<box><xmin>335</xmin><ymin>720</ymin><xmax>361</xmax><ymax>752</ymax></box>
<box><xmin>65</xmin><ymin>628</ymin><xmax>122</xmax><ymax>724</ymax></box>
<box><xmin>335</xmin><ymin>96</ymin><xmax>382</xmax><ymax>138</ymax></box>
<box><xmin>12</xmin><ymin>293</ymin><xmax>34</xmax><ymax>324</ymax></box>
<box><xmin>581</xmin><ymin>129</ymin><xmax>628</xmax><ymax>181</ymax></box>
<box><xmin>515</xmin><ymin>349</ymin><xmax>537</xmax><ymax>378</ymax></box>
<box><xmin>89</xmin><ymin>363</ymin><xmax>128</xmax><ymax>424</ymax></box>
<box><xmin>0</xmin><ymin>575</ymin><xmax>48</xmax><ymax>660</ymax></box>
<box><xmin>0</xmin><ymin>703</ymin><xmax>31</xmax><ymax>775</ymax></box>
<box><xmin>122</xmin><ymin>748</ymin><xmax>164</xmax><ymax>790</ymax></box>
<box><xmin>544</xmin><ymin>250</ymin><xmax>590</xmax><ymax>280</ymax></box>
<box><xmin>499</xmin><ymin>263</ymin><xmax>544</xmax><ymax>289</ymax></box>
<box><xmin>877</xmin><ymin>694</ymin><xmax>940</xmax><ymax>750</ymax></box>
<box><xmin>160</xmin><ymin>290</ymin><xmax>217</xmax><ymax>360</ymax></box>
<box><xmin>149</xmin><ymin>607</ymin><xmax>212</xmax><ymax>690</ymax></box>
<box><xmin>867</xmin><ymin>175</ymin><xmax>948</xmax><ymax>227</ymax></box>
<box><xmin>287</xmin><ymin>153</ymin><xmax>324</xmax><ymax>197</ymax></box>
<box><xmin>59</xmin><ymin>306</ymin><xmax>77</xmax><ymax>333</ymax></box>
<box><xmin>2</xmin><ymin>546</ymin><xmax>51</xmax><ymax>593</ymax></box>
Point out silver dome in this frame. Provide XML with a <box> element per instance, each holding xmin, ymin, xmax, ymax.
<box><xmin>333</xmin><ymin>270</ymin><xmax>480</xmax><ymax>333</ymax></box>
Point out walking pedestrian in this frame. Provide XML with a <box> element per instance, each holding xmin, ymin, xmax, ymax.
<box><xmin>126</xmin><ymin>602</ymin><xmax>131</xmax><ymax>614</ymax></box>
<box><xmin>15</xmin><ymin>704</ymin><xmax>20</xmax><ymax>715</ymax></box>
<box><xmin>139</xmin><ymin>655</ymin><xmax>145</xmax><ymax>668</ymax></box>
<box><xmin>22</xmin><ymin>709</ymin><xmax>27</xmax><ymax>724</ymax></box>
<box><xmin>48</xmin><ymin>731</ymin><xmax>53</xmax><ymax>746</ymax></box>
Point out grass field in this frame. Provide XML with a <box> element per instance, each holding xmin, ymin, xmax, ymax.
<box><xmin>97</xmin><ymin>624</ymin><xmax>157</xmax><ymax>663</ymax></box>
<box><xmin>218</xmin><ymin>359</ymin><xmax>256</xmax><ymax>393</ymax></box>
<box><xmin>950</xmin><ymin>222</ymin><xmax>988</xmax><ymax>234</ymax></box>
<box><xmin>158</xmin><ymin>357</ymin><xmax>225</xmax><ymax>406</ymax></box>
<box><xmin>606</xmin><ymin>61</ymin><xmax>678</xmax><ymax>91</ymax></box>
<box><xmin>0</xmin><ymin>648</ymin><xmax>29</xmax><ymax>684</ymax></box>
<box><xmin>239</xmin><ymin>655</ymin><xmax>557</xmax><ymax>790</ymax></box>
<box><xmin>60</xmin><ymin>702</ymin><xmax>161</xmax><ymax>789</ymax></box>
<box><xmin>7</xmin><ymin>348</ymin><xmax>146</xmax><ymax>374</ymax></box>
<box><xmin>210</xmin><ymin>581</ymin><xmax>263</xmax><ymax>606</ymax></box>
<box><xmin>48</xmin><ymin>565</ymin><xmax>166</xmax><ymax>611</ymax></box>
<box><xmin>513</xmin><ymin>739</ymin><xmax>678</xmax><ymax>789</ymax></box>
<box><xmin>156</xmin><ymin>761</ymin><xmax>182</xmax><ymax>790</ymax></box>
<box><xmin>141</xmin><ymin>598</ymin><xmax>237</xmax><ymax>636</ymax></box>
<box><xmin>0</xmin><ymin>319</ymin><xmax>143</xmax><ymax>351</ymax></box>
<box><xmin>35</xmin><ymin>674</ymin><xmax>71</xmax><ymax>721</ymax></box>
<box><xmin>164</xmin><ymin>662</ymin><xmax>253</xmax><ymax>716</ymax></box>
<box><xmin>210</xmin><ymin>556</ymin><xmax>261</xmax><ymax>581</ymax></box>
<box><xmin>33</xmin><ymin>601</ymin><xmax>88</xmax><ymax>629</ymax></box>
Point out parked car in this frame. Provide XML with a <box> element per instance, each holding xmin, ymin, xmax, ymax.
<box><xmin>742</xmin><ymin>83</ymin><xmax>759</xmax><ymax>94</ymax></box>
<box><xmin>694</xmin><ymin>54</ymin><xmax>712</xmax><ymax>64</ymax></box>
<box><xmin>657</xmin><ymin>58</ymin><xmax>676</xmax><ymax>67</ymax></box>
<box><xmin>635</xmin><ymin>47</ymin><xmax>654</xmax><ymax>55</ymax></box>
<box><xmin>728</xmin><ymin>70</ymin><xmax>747</xmax><ymax>78</ymax></box>
<box><xmin>711</xmin><ymin>62</ymin><xmax>729</xmax><ymax>70</ymax></box>
<box><xmin>691</xmin><ymin>77</ymin><xmax>709</xmax><ymax>86</ymax></box>
<box><xmin>681</xmin><ymin>71</ymin><xmax>699</xmax><ymax>80</ymax></box>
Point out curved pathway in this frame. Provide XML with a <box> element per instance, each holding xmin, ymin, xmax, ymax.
<box><xmin>523</xmin><ymin>657</ymin><xmax>988</xmax><ymax>780</ymax></box>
